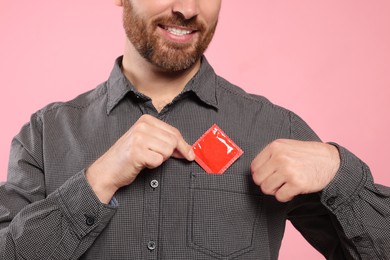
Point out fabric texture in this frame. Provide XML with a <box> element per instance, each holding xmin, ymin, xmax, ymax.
<box><xmin>1</xmin><ymin>56</ymin><xmax>389</xmax><ymax>259</ymax></box>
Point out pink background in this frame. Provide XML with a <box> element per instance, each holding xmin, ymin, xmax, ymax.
<box><xmin>1</xmin><ymin>1</ymin><xmax>389</xmax><ymax>259</ymax></box>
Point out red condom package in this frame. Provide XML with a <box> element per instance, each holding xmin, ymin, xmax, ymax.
<box><xmin>192</xmin><ymin>124</ymin><xmax>243</xmax><ymax>174</ymax></box>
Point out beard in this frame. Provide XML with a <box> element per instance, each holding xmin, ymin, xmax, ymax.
<box><xmin>122</xmin><ymin>1</ymin><xmax>218</xmax><ymax>72</ymax></box>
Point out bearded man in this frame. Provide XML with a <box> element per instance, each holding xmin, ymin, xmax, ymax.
<box><xmin>1</xmin><ymin>1</ymin><xmax>389</xmax><ymax>259</ymax></box>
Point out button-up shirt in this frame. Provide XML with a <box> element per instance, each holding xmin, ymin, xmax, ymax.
<box><xmin>1</xmin><ymin>56</ymin><xmax>390</xmax><ymax>259</ymax></box>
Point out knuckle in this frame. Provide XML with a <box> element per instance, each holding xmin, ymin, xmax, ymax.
<box><xmin>260</xmin><ymin>183</ymin><xmax>273</xmax><ymax>195</ymax></box>
<box><xmin>276</xmin><ymin>193</ymin><xmax>290</xmax><ymax>203</ymax></box>
<box><xmin>269</xmin><ymin>139</ymin><xmax>283</xmax><ymax>150</ymax></box>
<box><xmin>170</xmin><ymin>133</ymin><xmax>180</xmax><ymax>145</ymax></box>
<box><xmin>260</xmin><ymin>186</ymin><xmax>269</xmax><ymax>195</ymax></box>
<box><xmin>136</xmin><ymin>121</ymin><xmax>149</xmax><ymax>131</ymax></box>
<box><xmin>274</xmin><ymin>151</ymin><xmax>292</xmax><ymax>164</ymax></box>
<box><xmin>171</xmin><ymin>127</ymin><xmax>183</xmax><ymax>141</ymax></box>
<box><xmin>286</xmin><ymin>169</ymin><xmax>304</xmax><ymax>187</ymax></box>
<box><xmin>163</xmin><ymin>134</ymin><xmax>178</xmax><ymax>150</ymax></box>
<box><xmin>146</xmin><ymin>156</ymin><xmax>163</xmax><ymax>169</ymax></box>
<box><xmin>275</xmin><ymin>188</ymin><xmax>294</xmax><ymax>203</ymax></box>
<box><xmin>267</xmin><ymin>141</ymin><xmax>278</xmax><ymax>152</ymax></box>
<box><xmin>251</xmin><ymin>173</ymin><xmax>260</xmax><ymax>186</ymax></box>
<box><xmin>282</xmin><ymin>165</ymin><xmax>295</xmax><ymax>177</ymax></box>
<box><xmin>130</xmin><ymin>133</ymin><xmax>144</xmax><ymax>146</ymax></box>
<box><xmin>251</xmin><ymin>170</ymin><xmax>262</xmax><ymax>185</ymax></box>
<box><xmin>163</xmin><ymin>145</ymin><xmax>175</xmax><ymax>158</ymax></box>
<box><xmin>140</xmin><ymin>114</ymin><xmax>153</xmax><ymax>121</ymax></box>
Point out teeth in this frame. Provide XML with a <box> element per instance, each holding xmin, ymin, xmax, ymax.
<box><xmin>164</xmin><ymin>26</ymin><xmax>192</xmax><ymax>36</ymax></box>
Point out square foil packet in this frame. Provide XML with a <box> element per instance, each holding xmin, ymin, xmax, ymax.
<box><xmin>192</xmin><ymin>124</ymin><xmax>243</xmax><ymax>174</ymax></box>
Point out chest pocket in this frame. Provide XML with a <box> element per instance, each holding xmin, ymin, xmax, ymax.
<box><xmin>188</xmin><ymin>173</ymin><xmax>263</xmax><ymax>259</ymax></box>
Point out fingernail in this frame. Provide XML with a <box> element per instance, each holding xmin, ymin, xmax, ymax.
<box><xmin>188</xmin><ymin>149</ymin><xmax>195</xmax><ymax>161</ymax></box>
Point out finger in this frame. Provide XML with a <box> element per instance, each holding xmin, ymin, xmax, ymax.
<box><xmin>252</xmin><ymin>162</ymin><xmax>279</xmax><ymax>187</ymax></box>
<box><xmin>274</xmin><ymin>183</ymin><xmax>301</xmax><ymax>203</ymax></box>
<box><xmin>146</xmin><ymin>124</ymin><xmax>194</xmax><ymax>161</ymax></box>
<box><xmin>251</xmin><ymin>150</ymin><xmax>276</xmax><ymax>186</ymax></box>
<box><xmin>139</xmin><ymin>115</ymin><xmax>181</xmax><ymax>137</ymax></box>
<box><xmin>142</xmin><ymin>149</ymin><xmax>165</xmax><ymax>169</ymax></box>
<box><xmin>146</xmin><ymin>135</ymin><xmax>177</xmax><ymax>161</ymax></box>
<box><xmin>260</xmin><ymin>171</ymin><xmax>286</xmax><ymax>195</ymax></box>
<box><xmin>250</xmin><ymin>147</ymin><xmax>271</xmax><ymax>174</ymax></box>
<box><xmin>161</xmin><ymin>126</ymin><xmax>194</xmax><ymax>161</ymax></box>
<box><xmin>138</xmin><ymin>115</ymin><xmax>195</xmax><ymax>161</ymax></box>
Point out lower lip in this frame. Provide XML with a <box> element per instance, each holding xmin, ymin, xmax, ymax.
<box><xmin>158</xmin><ymin>27</ymin><xmax>196</xmax><ymax>44</ymax></box>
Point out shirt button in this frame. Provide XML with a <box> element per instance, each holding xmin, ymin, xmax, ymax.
<box><xmin>147</xmin><ymin>241</ymin><xmax>157</xmax><ymax>251</ymax></box>
<box><xmin>85</xmin><ymin>215</ymin><xmax>95</xmax><ymax>226</ymax></box>
<box><xmin>326</xmin><ymin>196</ymin><xmax>337</xmax><ymax>206</ymax></box>
<box><xmin>353</xmin><ymin>236</ymin><xmax>363</xmax><ymax>243</ymax></box>
<box><xmin>150</xmin><ymin>180</ymin><xmax>159</xmax><ymax>189</ymax></box>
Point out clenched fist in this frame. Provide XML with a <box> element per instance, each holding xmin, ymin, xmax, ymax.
<box><xmin>251</xmin><ymin>139</ymin><xmax>340</xmax><ymax>202</ymax></box>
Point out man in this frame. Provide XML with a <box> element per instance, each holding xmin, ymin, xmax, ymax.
<box><xmin>1</xmin><ymin>0</ymin><xmax>389</xmax><ymax>259</ymax></box>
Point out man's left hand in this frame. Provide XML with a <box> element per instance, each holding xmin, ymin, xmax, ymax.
<box><xmin>251</xmin><ymin>139</ymin><xmax>340</xmax><ymax>202</ymax></box>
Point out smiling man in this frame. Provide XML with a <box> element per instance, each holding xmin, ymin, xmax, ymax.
<box><xmin>122</xmin><ymin>0</ymin><xmax>217</xmax><ymax>72</ymax></box>
<box><xmin>1</xmin><ymin>1</ymin><xmax>389</xmax><ymax>259</ymax></box>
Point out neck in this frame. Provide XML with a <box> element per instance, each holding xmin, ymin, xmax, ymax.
<box><xmin>121</xmin><ymin>41</ymin><xmax>201</xmax><ymax>112</ymax></box>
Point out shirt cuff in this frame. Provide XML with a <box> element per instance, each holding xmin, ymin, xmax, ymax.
<box><xmin>320</xmin><ymin>143</ymin><xmax>368</xmax><ymax>212</ymax></box>
<box><xmin>55</xmin><ymin>170</ymin><xmax>118</xmax><ymax>239</ymax></box>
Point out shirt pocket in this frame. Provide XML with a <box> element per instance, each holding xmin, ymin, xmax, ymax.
<box><xmin>188</xmin><ymin>173</ymin><xmax>263</xmax><ymax>259</ymax></box>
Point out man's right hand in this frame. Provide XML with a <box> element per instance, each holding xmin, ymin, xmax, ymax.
<box><xmin>86</xmin><ymin>115</ymin><xmax>195</xmax><ymax>204</ymax></box>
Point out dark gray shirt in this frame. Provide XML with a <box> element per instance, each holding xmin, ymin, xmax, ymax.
<box><xmin>1</xmin><ymin>56</ymin><xmax>389</xmax><ymax>259</ymax></box>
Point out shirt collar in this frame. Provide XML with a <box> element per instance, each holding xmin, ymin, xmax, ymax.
<box><xmin>106</xmin><ymin>56</ymin><xmax>218</xmax><ymax>114</ymax></box>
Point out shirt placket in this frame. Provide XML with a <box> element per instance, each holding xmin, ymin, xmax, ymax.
<box><xmin>140</xmin><ymin>104</ymin><xmax>166</xmax><ymax>259</ymax></box>
<box><xmin>142</xmin><ymin>167</ymin><xmax>162</xmax><ymax>259</ymax></box>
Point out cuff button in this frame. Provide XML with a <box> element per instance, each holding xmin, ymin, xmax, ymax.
<box><xmin>326</xmin><ymin>196</ymin><xmax>337</xmax><ymax>206</ymax></box>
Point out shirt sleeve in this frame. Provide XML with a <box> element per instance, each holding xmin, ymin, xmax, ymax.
<box><xmin>0</xmin><ymin>113</ymin><xmax>117</xmax><ymax>259</ymax></box>
<box><xmin>286</xmin><ymin>111</ymin><xmax>390</xmax><ymax>259</ymax></box>
<box><xmin>321</xmin><ymin>143</ymin><xmax>390</xmax><ymax>258</ymax></box>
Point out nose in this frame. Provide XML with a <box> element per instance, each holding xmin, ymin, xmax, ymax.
<box><xmin>172</xmin><ymin>0</ymin><xmax>200</xmax><ymax>20</ymax></box>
